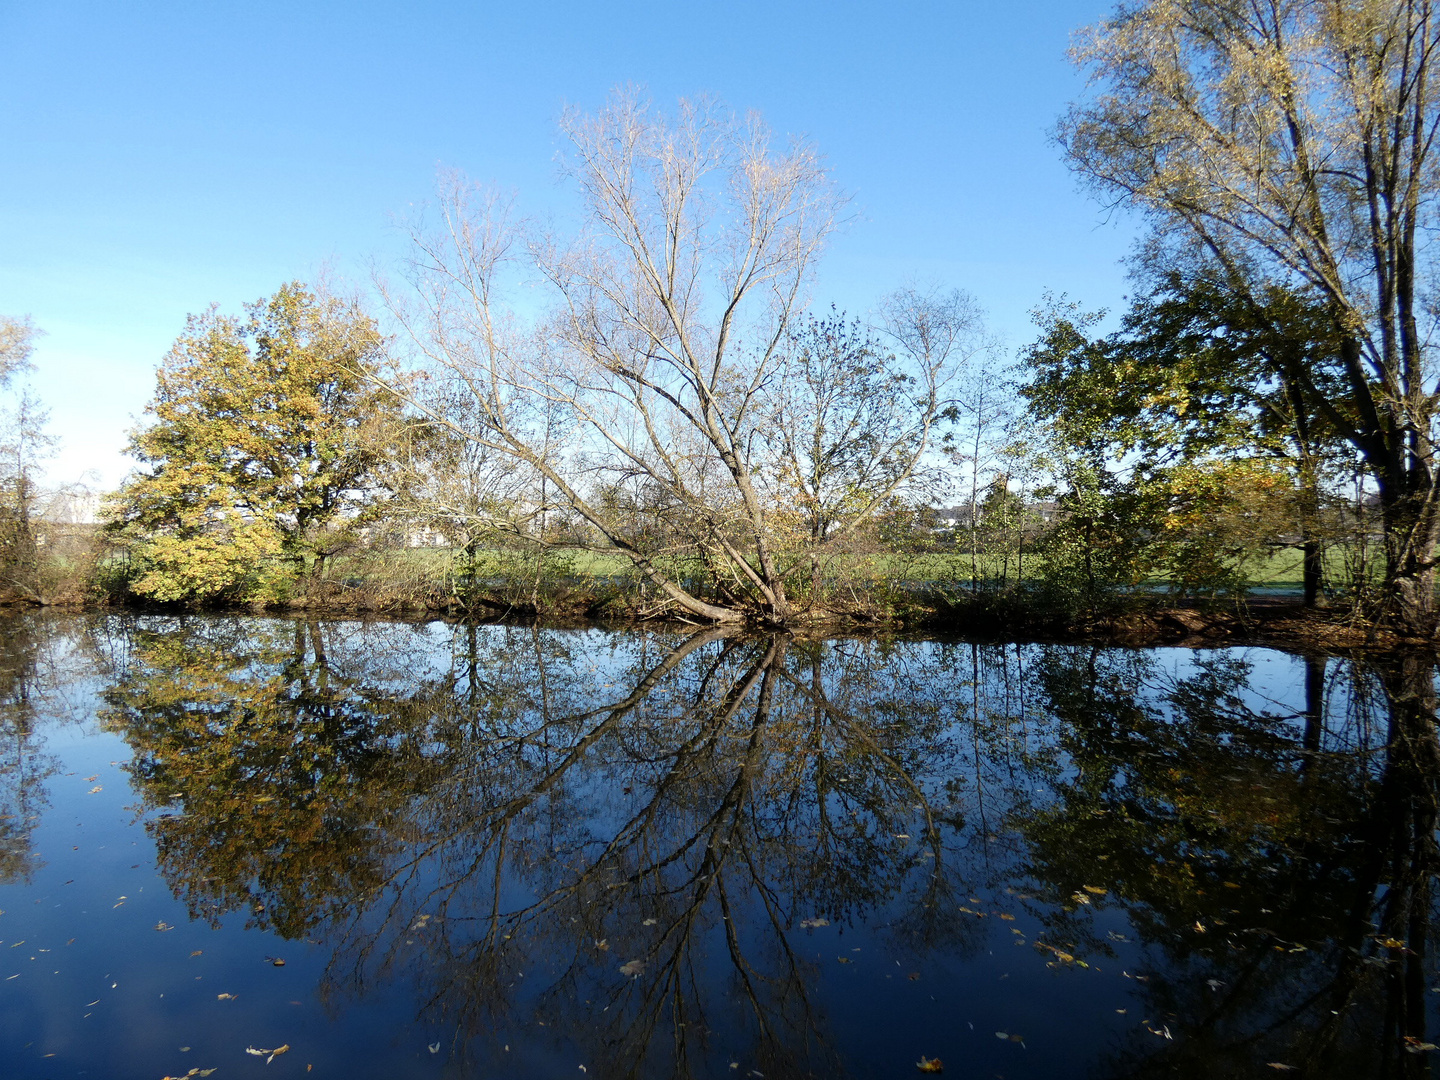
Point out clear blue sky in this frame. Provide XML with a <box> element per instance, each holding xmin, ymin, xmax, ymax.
<box><xmin>1</xmin><ymin>0</ymin><xmax>1136</xmax><ymax>489</ymax></box>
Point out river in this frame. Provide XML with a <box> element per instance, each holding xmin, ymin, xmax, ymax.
<box><xmin>0</xmin><ymin>612</ymin><xmax>1434</xmax><ymax>1078</ymax></box>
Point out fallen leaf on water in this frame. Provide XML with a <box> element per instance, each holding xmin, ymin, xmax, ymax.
<box><xmin>1070</xmin><ymin>892</ymin><xmax>1091</xmax><ymax>905</ymax></box>
<box><xmin>995</xmin><ymin>1032</ymin><xmax>1008</xmax><ymax>1040</ymax></box>
<box><xmin>428</xmin><ymin>1042</ymin><xmax>440</xmax><ymax>1054</ymax></box>
<box><xmin>246</xmin><ymin>1044</ymin><xmax>290</xmax><ymax>1064</ymax></box>
<box><xmin>189</xmin><ymin>951</ymin><xmax>202</xmax><ymax>958</ymax></box>
<box><xmin>618</xmin><ymin>959</ymin><xmax>645</xmax><ymax>976</ymax></box>
<box><xmin>155</xmin><ymin>922</ymin><xmax>174</xmax><ymax>932</ymax></box>
<box><xmin>642</xmin><ymin>918</ymin><xmax>657</xmax><ymax>926</ymax></box>
<box><xmin>915</xmin><ymin>1056</ymin><xmax>943</xmax><ymax>1073</ymax></box>
<box><xmin>1266</xmin><ymin>1065</ymin><xmax>1298</xmax><ymax>1072</ymax></box>
<box><xmin>265</xmin><ymin>957</ymin><xmax>285</xmax><ymax>967</ymax></box>
<box><xmin>87</xmin><ymin>786</ymin><xmax>102</xmax><ymax>794</ymax></box>
<box><xmin>836</xmin><ymin>957</ymin><xmax>851</xmax><ymax>964</ymax></box>
<box><xmin>1404</xmin><ymin>1036</ymin><xmax>1440</xmax><ymax>1053</ymax></box>
<box><xmin>85</xmin><ymin>775</ymin><xmax>98</xmax><ymax>782</ymax></box>
<box><xmin>594</xmin><ymin>939</ymin><xmax>609</xmax><ymax>951</ymax></box>
<box><xmin>907</xmin><ymin>972</ymin><xmax>920</xmax><ymax>981</ymax></box>
<box><xmin>1009</xmin><ymin>1034</ymin><xmax>1024</xmax><ymax>1043</ymax></box>
<box><xmin>799</xmin><ymin>918</ymin><xmax>828</xmax><ymax>929</ymax></box>
<box><xmin>216</xmin><ymin>993</ymin><xmax>236</xmax><ymax>1000</ymax></box>
<box><xmin>1082</xmin><ymin>885</ymin><xmax>1107</xmax><ymax>895</ymax></box>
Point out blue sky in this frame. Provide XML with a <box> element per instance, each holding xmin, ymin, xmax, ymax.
<box><xmin>1</xmin><ymin>0</ymin><xmax>1135</xmax><ymax>488</ymax></box>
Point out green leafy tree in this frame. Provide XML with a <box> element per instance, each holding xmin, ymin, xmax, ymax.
<box><xmin>1059</xmin><ymin>0</ymin><xmax>1440</xmax><ymax>631</ymax></box>
<box><xmin>1023</xmin><ymin>283</ymin><xmax>1349</xmax><ymax>608</ymax></box>
<box><xmin>108</xmin><ymin>282</ymin><xmax>403</xmax><ymax>603</ymax></box>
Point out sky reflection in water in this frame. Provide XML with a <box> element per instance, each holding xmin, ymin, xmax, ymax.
<box><xmin>0</xmin><ymin>613</ymin><xmax>1434</xmax><ymax>1079</ymax></box>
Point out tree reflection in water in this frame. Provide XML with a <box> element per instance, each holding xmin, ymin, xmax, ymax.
<box><xmin>0</xmin><ymin>613</ymin><xmax>87</xmax><ymax>883</ymax></box>
<box><xmin>95</xmin><ymin>618</ymin><xmax>1440</xmax><ymax>1078</ymax></box>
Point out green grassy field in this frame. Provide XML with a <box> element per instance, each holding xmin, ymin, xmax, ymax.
<box><xmin>331</xmin><ymin>543</ymin><xmax>1374</xmax><ymax>597</ymax></box>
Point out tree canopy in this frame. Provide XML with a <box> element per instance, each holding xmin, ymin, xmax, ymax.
<box><xmin>108</xmin><ymin>282</ymin><xmax>403</xmax><ymax>603</ymax></box>
<box><xmin>386</xmin><ymin>95</ymin><xmax>986</xmax><ymax>625</ymax></box>
<box><xmin>1060</xmin><ymin>0</ymin><xmax>1440</xmax><ymax>631</ymax></box>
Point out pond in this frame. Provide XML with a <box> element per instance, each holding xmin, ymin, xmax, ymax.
<box><xmin>0</xmin><ymin>612</ymin><xmax>1435</xmax><ymax>1078</ymax></box>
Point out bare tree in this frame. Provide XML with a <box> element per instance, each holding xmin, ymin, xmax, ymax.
<box><xmin>384</xmin><ymin>95</ymin><xmax>976</xmax><ymax>625</ymax></box>
<box><xmin>1059</xmin><ymin>0</ymin><xmax>1440</xmax><ymax>631</ymax></box>
<box><xmin>766</xmin><ymin>292</ymin><xmax>990</xmax><ymax>597</ymax></box>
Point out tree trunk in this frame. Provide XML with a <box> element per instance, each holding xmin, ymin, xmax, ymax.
<box><xmin>1378</xmin><ymin>482</ymin><xmax>1439</xmax><ymax>635</ymax></box>
<box><xmin>1301</xmin><ymin>538</ymin><xmax>1324</xmax><ymax>609</ymax></box>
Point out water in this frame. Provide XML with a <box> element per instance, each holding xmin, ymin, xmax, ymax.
<box><xmin>0</xmin><ymin>612</ymin><xmax>1434</xmax><ymax>1078</ymax></box>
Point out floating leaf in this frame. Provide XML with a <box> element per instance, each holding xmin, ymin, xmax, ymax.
<box><xmin>155</xmin><ymin>922</ymin><xmax>174</xmax><ymax>932</ymax></box>
<box><xmin>594</xmin><ymin>939</ymin><xmax>609</xmax><ymax>951</ymax></box>
<box><xmin>619</xmin><ymin>959</ymin><xmax>645</xmax><ymax>976</ymax></box>
<box><xmin>641</xmin><ymin>918</ymin><xmax>657</xmax><ymax>926</ymax></box>
<box><xmin>799</xmin><ymin>918</ymin><xmax>828</xmax><ymax>929</ymax></box>
<box><xmin>428</xmin><ymin>1042</ymin><xmax>440</xmax><ymax>1054</ymax></box>
<box><xmin>1070</xmin><ymin>892</ymin><xmax>1091</xmax><ymax>905</ymax></box>
<box><xmin>916</xmin><ymin>1056</ymin><xmax>943</xmax><ymax>1073</ymax></box>
<box><xmin>836</xmin><ymin>957</ymin><xmax>852</xmax><ymax>964</ymax></box>
<box><xmin>246</xmin><ymin>1044</ymin><xmax>290</xmax><ymax>1064</ymax></box>
<box><xmin>1082</xmin><ymin>885</ymin><xmax>1107</xmax><ymax>896</ymax></box>
<box><xmin>216</xmin><ymin>993</ymin><xmax>236</xmax><ymax>1000</ymax></box>
<box><xmin>1267</xmin><ymin>1065</ymin><xmax>1298</xmax><ymax>1072</ymax></box>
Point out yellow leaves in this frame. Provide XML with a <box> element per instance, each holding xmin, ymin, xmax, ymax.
<box><xmin>916</xmin><ymin>1056</ymin><xmax>944</xmax><ymax>1072</ymax></box>
<box><xmin>112</xmin><ymin>281</ymin><xmax>402</xmax><ymax>605</ymax></box>
<box><xmin>246</xmin><ymin>1044</ymin><xmax>290</xmax><ymax>1064</ymax></box>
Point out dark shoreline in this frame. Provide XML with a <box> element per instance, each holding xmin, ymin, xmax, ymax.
<box><xmin>4</xmin><ymin>591</ymin><xmax>1428</xmax><ymax>657</ymax></box>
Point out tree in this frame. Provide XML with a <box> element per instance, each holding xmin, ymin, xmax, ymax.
<box><xmin>385</xmin><ymin>95</ymin><xmax>980</xmax><ymax>625</ymax></box>
<box><xmin>1060</xmin><ymin>0</ymin><xmax>1440</xmax><ymax>631</ymax></box>
<box><xmin>768</xmin><ymin>297</ymin><xmax>987</xmax><ymax>594</ymax></box>
<box><xmin>0</xmin><ymin>317</ymin><xmax>54</xmax><ymax>603</ymax></box>
<box><xmin>1023</xmin><ymin>280</ymin><xmax>1352</xmax><ymax>607</ymax></box>
<box><xmin>108</xmin><ymin>282</ymin><xmax>403</xmax><ymax>603</ymax></box>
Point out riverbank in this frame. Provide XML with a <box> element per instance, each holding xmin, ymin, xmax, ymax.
<box><xmin>9</xmin><ymin>582</ymin><xmax>1422</xmax><ymax>656</ymax></box>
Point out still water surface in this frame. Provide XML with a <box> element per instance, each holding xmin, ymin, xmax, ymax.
<box><xmin>0</xmin><ymin>613</ymin><xmax>1435</xmax><ymax>1078</ymax></box>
